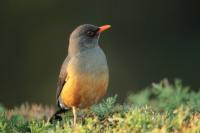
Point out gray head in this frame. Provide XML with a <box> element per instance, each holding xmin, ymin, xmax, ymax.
<box><xmin>68</xmin><ymin>24</ymin><xmax>111</xmax><ymax>56</ymax></box>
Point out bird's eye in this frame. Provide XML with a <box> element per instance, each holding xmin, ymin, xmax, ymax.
<box><xmin>86</xmin><ymin>30</ymin><xmax>95</xmax><ymax>37</ymax></box>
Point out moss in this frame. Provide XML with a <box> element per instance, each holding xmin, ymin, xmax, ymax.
<box><xmin>0</xmin><ymin>79</ymin><xmax>200</xmax><ymax>132</ymax></box>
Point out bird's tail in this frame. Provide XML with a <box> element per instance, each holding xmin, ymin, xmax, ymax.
<box><xmin>49</xmin><ymin>108</ymin><xmax>69</xmax><ymax>123</ymax></box>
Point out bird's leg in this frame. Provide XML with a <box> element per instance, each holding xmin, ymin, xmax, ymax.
<box><xmin>72</xmin><ymin>106</ymin><xmax>77</xmax><ymax>126</ymax></box>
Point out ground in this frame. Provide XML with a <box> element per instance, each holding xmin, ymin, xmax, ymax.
<box><xmin>0</xmin><ymin>79</ymin><xmax>200</xmax><ymax>133</ymax></box>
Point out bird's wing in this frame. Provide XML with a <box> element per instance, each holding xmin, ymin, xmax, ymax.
<box><xmin>56</xmin><ymin>56</ymin><xmax>70</xmax><ymax>107</ymax></box>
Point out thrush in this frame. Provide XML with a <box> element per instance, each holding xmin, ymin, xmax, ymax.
<box><xmin>50</xmin><ymin>24</ymin><xmax>111</xmax><ymax>125</ymax></box>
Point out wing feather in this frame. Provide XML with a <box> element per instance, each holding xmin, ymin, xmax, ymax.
<box><xmin>56</xmin><ymin>56</ymin><xmax>70</xmax><ymax>107</ymax></box>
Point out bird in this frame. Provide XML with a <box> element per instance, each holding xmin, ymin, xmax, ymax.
<box><xmin>49</xmin><ymin>24</ymin><xmax>111</xmax><ymax>126</ymax></box>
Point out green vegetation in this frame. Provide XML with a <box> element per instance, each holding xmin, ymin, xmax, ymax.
<box><xmin>0</xmin><ymin>79</ymin><xmax>200</xmax><ymax>133</ymax></box>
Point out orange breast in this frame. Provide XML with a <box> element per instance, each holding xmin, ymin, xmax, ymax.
<box><xmin>60</xmin><ymin>72</ymin><xmax>109</xmax><ymax>108</ymax></box>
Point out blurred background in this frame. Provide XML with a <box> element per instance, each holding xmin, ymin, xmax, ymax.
<box><xmin>0</xmin><ymin>0</ymin><xmax>199</xmax><ymax>107</ymax></box>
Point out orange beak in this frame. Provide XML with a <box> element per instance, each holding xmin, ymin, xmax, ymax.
<box><xmin>98</xmin><ymin>25</ymin><xmax>111</xmax><ymax>33</ymax></box>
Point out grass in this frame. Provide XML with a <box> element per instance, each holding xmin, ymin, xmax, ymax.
<box><xmin>0</xmin><ymin>79</ymin><xmax>200</xmax><ymax>133</ymax></box>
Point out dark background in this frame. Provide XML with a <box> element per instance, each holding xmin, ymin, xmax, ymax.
<box><xmin>1</xmin><ymin>0</ymin><xmax>200</xmax><ymax>107</ymax></box>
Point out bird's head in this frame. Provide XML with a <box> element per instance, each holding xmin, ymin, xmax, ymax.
<box><xmin>68</xmin><ymin>24</ymin><xmax>111</xmax><ymax>55</ymax></box>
